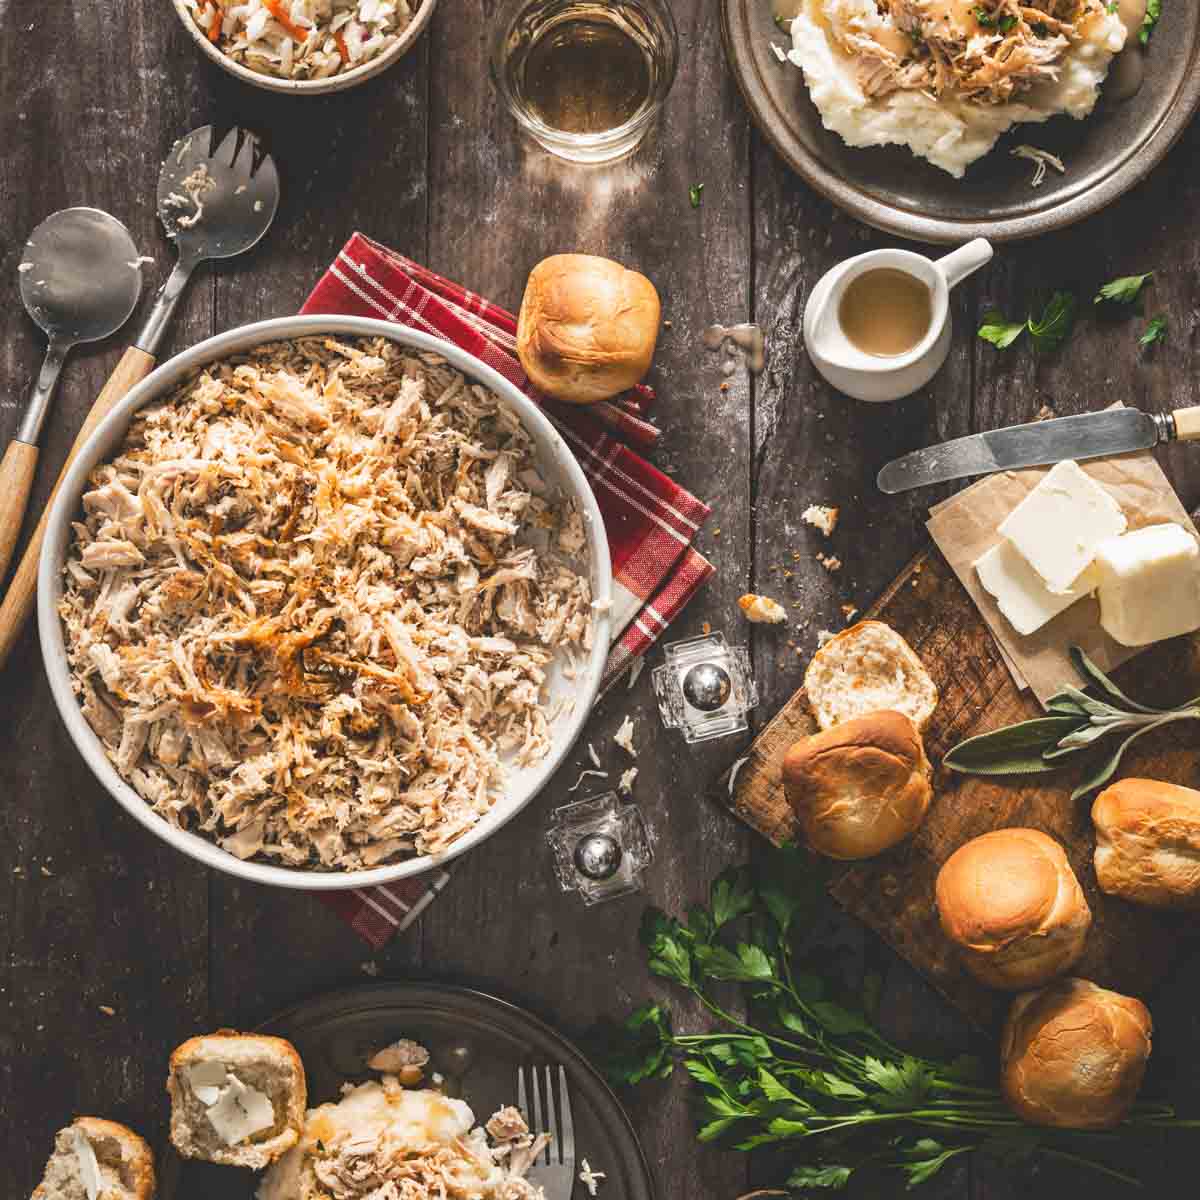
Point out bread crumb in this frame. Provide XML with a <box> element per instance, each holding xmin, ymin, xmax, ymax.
<box><xmin>701</xmin><ymin>621</ymin><xmax>712</xmax><ymax>635</ymax></box>
<box><xmin>816</xmin><ymin>553</ymin><xmax>842</xmax><ymax>573</ymax></box>
<box><xmin>618</xmin><ymin>767</ymin><xmax>638</xmax><ymax>795</ymax></box>
<box><xmin>816</xmin><ymin>629</ymin><xmax>836</xmax><ymax>646</ymax></box>
<box><xmin>1036</xmin><ymin>404</ymin><xmax>1056</xmax><ymax>421</ymax></box>
<box><xmin>802</xmin><ymin>504</ymin><xmax>839</xmax><ymax>537</ymax></box>
<box><xmin>841</xmin><ymin>604</ymin><xmax>858</xmax><ymax>621</ymax></box>
<box><xmin>360</xmin><ymin>961</ymin><xmax>380</xmax><ymax>977</ymax></box>
<box><xmin>738</xmin><ymin>593</ymin><xmax>787</xmax><ymax>624</ymax></box>
<box><xmin>614</xmin><ymin>715</ymin><xmax>637</xmax><ymax>757</ymax></box>
<box><xmin>663</xmin><ymin>320</ymin><xmax>673</xmax><ymax>329</ymax></box>
<box><xmin>99</xmin><ymin>1005</ymin><xmax>116</xmax><ymax>1016</ymax></box>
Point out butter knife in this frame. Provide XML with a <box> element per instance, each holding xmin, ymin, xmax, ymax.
<box><xmin>878</xmin><ymin>406</ymin><xmax>1200</xmax><ymax>494</ymax></box>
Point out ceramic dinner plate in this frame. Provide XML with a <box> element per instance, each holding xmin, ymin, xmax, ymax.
<box><xmin>170</xmin><ymin>983</ymin><xmax>655</xmax><ymax>1200</ymax></box>
<box><xmin>720</xmin><ymin>1</ymin><xmax>1200</xmax><ymax>243</ymax></box>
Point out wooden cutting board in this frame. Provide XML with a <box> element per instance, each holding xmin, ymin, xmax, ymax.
<box><xmin>721</xmin><ymin>546</ymin><xmax>1200</xmax><ymax>1030</ymax></box>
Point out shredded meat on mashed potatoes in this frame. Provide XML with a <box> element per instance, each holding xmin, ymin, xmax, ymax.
<box><xmin>59</xmin><ymin>337</ymin><xmax>592</xmax><ymax>870</ymax></box>
<box><xmin>831</xmin><ymin>0</ymin><xmax>1115</xmax><ymax>103</ymax></box>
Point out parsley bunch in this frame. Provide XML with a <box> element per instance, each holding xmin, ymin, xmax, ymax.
<box><xmin>590</xmin><ymin>846</ymin><xmax>1197</xmax><ymax>1191</ymax></box>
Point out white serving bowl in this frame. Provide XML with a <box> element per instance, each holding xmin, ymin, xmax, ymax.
<box><xmin>171</xmin><ymin>0</ymin><xmax>438</xmax><ymax>95</ymax></box>
<box><xmin>39</xmin><ymin>316</ymin><xmax>612</xmax><ymax>890</ymax></box>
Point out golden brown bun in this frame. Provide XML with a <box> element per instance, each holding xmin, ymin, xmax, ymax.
<box><xmin>516</xmin><ymin>254</ymin><xmax>660</xmax><ymax>404</ymax></box>
<box><xmin>781</xmin><ymin>710</ymin><xmax>932</xmax><ymax>860</ymax></box>
<box><xmin>935</xmin><ymin>828</ymin><xmax>1091</xmax><ymax>991</ymax></box>
<box><xmin>1000</xmin><ymin>978</ymin><xmax>1151</xmax><ymax>1129</ymax></box>
<box><xmin>167</xmin><ymin>1031</ymin><xmax>306</xmax><ymax>1170</ymax></box>
<box><xmin>1092</xmin><ymin>778</ymin><xmax>1200</xmax><ymax>910</ymax></box>
<box><xmin>32</xmin><ymin>1117</ymin><xmax>155</xmax><ymax>1200</ymax></box>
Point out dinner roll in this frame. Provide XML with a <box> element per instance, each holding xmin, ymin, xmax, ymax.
<box><xmin>1093</xmin><ymin>778</ymin><xmax>1200</xmax><ymax>910</ymax></box>
<box><xmin>516</xmin><ymin>254</ymin><xmax>660</xmax><ymax>403</ymax></box>
<box><xmin>1001</xmin><ymin>978</ymin><xmax>1152</xmax><ymax>1129</ymax></box>
<box><xmin>935</xmin><ymin>828</ymin><xmax>1090</xmax><ymax>991</ymax></box>
<box><xmin>32</xmin><ymin>1117</ymin><xmax>155</xmax><ymax>1200</ymax></box>
<box><xmin>804</xmin><ymin>620</ymin><xmax>938</xmax><ymax>733</ymax></box>
<box><xmin>781</xmin><ymin>710</ymin><xmax>932</xmax><ymax>860</ymax></box>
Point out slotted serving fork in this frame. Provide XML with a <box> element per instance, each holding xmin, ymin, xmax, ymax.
<box><xmin>518</xmin><ymin>1064</ymin><xmax>576</xmax><ymax>1200</ymax></box>
<box><xmin>0</xmin><ymin>124</ymin><xmax>279</xmax><ymax>669</ymax></box>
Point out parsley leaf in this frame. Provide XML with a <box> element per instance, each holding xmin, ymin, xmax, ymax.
<box><xmin>1140</xmin><ymin>0</ymin><xmax>1161</xmax><ymax>44</ymax></box>
<box><xmin>977</xmin><ymin>309</ymin><xmax>1025</xmax><ymax>349</ymax></box>
<box><xmin>1140</xmin><ymin>315</ymin><xmax>1168</xmax><ymax>346</ymax></box>
<box><xmin>899</xmin><ymin>1143</ymin><xmax>971</xmax><ymax>1188</ymax></box>
<box><xmin>972</xmin><ymin>6</ymin><xmax>1016</xmax><ymax>30</ymax></box>
<box><xmin>710</xmin><ymin>866</ymin><xmax>755</xmax><ymax>928</ymax></box>
<box><xmin>864</xmin><ymin>1056</ymin><xmax>936</xmax><ymax>1109</ymax></box>
<box><xmin>787</xmin><ymin>1165</ymin><xmax>853</xmax><ymax>1190</ymax></box>
<box><xmin>1027</xmin><ymin>290</ymin><xmax>1077</xmax><ymax>353</ymax></box>
<box><xmin>1094</xmin><ymin>272</ymin><xmax>1153</xmax><ymax>304</ymax></box>
<box><xmin>689</xmin><ymin>183</ymin><xmax>704</xmax><ymax>208</ymax></box>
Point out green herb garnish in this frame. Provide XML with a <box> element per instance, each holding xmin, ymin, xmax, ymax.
<box><xmin>591</xmin><ymin>843</ymin><xmax>1200</xmax><ymax>1190</ymax></box>
<box><xmin>977</xmin><ymin>309</ymin><xmax>1026</xmax><ymax>350</ymax></box>
<box><xmin>1141</xmin><ymin>0</ymin><xmax>1161</xmax><ymax>44</ymax></box>
<box><xmin>973</xmin><ymin>7</ymin><xmax>1017</xmax><ymax>31</ymax></box>
<box><xmin>1094</xmin><ymin>272</ymin><xmax>1153</xmax><ymax>304</ymax></box>
<box><xmin>978</xmin><ymin>292</ymin><xmax>1076</xmax><ymax>353</ymax></box>
<box><xmin>689</xmin><ymin>183</ymin><xmax>704</xmax><ymax>208</ymax></box>
<box><xmin>1026</xmin><ymin>290</ymin><xmax>1076</xmax><ymax>352</ymax></box>
<box><xmin>945</xmin><ymin>646</ymin><xmax>1200</xmax><ymax>798</ymax></box>
<box><xmin>1141</xmin><ymin>314</ymin><xmax>1168</xmax><ymax>346</ymax></box>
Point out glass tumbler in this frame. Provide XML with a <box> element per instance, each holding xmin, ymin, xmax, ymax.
<box><xmin>490</xmin><ymin>0</ymin><xmax>679</xmax><ymax>165</ymax></box>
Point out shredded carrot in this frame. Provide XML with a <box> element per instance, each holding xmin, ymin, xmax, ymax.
<box><xmin>334</xmin><ymin>29</ymin><xmax>350</xmax><ymax>62</ymax></box>
<box><xmin>263</xmin><ymin>0</ymin><xmax>308</xmax><ymax>42</ymax></box>
<box><xmin>207</xmin><ymin>3</ymin><xmax>223</xmax><ymax>42</ymax></box>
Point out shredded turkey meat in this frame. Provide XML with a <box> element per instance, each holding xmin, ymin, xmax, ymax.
<box><xmin>832</xmin><ymin>0</ymin><xmax>1111</xmax><ymax>104</ymax></box>
<box><xmin>59</xmin><ymin>336</ymin><xmax>592</xmax><ymax>870</ymax></box>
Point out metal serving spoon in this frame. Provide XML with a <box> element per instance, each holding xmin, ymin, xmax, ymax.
<box><xmin>1</xmin><ymin>208</ymin><xmax>142</xmax><ymax>583</ymax></box>
<box><xmin>0</xmin><ymin>126</ymin><xmax>280</xmax><ymax>670</ymax></box>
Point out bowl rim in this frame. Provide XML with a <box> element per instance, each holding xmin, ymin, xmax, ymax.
<box><xmin>170</xmin><ymin>0</ymin><xmax>438</xmax><ymax>95</ymax></box>
<box><xmin>38</xmin><ymin>315</ymin><xmax>613</xmax><ymax>891</ymax></box>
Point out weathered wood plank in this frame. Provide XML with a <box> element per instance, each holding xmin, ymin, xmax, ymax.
<box><xmin>0</xmin><ymin>3</ymin><xmax>213</xmax><ymax>1194</ymax></box>
<box><xmin>419</xmin><ymin>6</ymin><xmax>755</xmax><ymax>1200</ymax></box>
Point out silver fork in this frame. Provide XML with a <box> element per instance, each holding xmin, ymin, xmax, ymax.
<box><xmin>518</xmin><ymin>1064</ymin><xmax>576</xmax><ymax>1200</ymax></box>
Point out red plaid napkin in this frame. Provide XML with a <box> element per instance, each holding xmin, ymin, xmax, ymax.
<box><xmin>305</xmin><ymin>235</ymin><xmax>714</xmax><ymax>948</ymax></box>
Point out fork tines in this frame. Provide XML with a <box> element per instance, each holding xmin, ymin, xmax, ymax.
<box><xmin>517</xmin><ymin>1063</ymin><xmax>575</xmax><ymax>1168</ymax></box>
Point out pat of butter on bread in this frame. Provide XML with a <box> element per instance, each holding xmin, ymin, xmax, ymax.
<box><xmin>1094</xmin><ymin>524</ymin><xmax>1200</xmax><ymax>646</ymax></box>
<box><xmin>975</xmin><ymin>540</ymin><xmax>1097</xmax><ymax>637</ymax></box>
<box><xmin>998</xmin><ymin>460</ymin><xmax>1127</xmax><ymax>595</ymax></box>
<box><xmin>69</xmin><ymin>1127</ymin><xmax>105</xmax><ymax>1200</ymax></box>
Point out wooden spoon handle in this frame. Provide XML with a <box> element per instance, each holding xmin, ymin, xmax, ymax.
<box><xmin>0</xmin><ymin>346</ymin><xmax>156</xmax><ymax>671</ymax></box>
<box><xmin>0</xmin><ymin>441</ymin><xmax>39</xmax><ymax>585</ymax></box>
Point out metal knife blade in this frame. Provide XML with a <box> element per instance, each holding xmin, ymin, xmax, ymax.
<box><xmin>877</xmin><ymin>408</ymin><xmax>1167</xmax><ymax>494</ymax></box>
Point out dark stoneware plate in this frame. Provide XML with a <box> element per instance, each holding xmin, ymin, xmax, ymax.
<box><xmin>170</xmin><ymin>983</ymin><xmax>655</xmax><ymax>1200</ymax></box>
<box><xmin>721</xmin><ymin>1</ymin><xmax>1200</xmax><ymax>243</ymax></box>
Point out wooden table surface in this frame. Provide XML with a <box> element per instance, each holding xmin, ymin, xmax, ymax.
<box><xmin>4</xmin><ymin>4</ymin><xmax>1200</xmax><ymax>1198</ymax></box>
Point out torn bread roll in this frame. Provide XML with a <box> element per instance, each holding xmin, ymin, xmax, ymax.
<box><xmin>782</xmin><ymin>710</ymin><xmax>932</xmax><ymax>860</ymax></box>
<box><xmin>32</xmin><ymin>1117</ymin><xmax>155</xmax><ymax>1200</ymax></box>
<box><xmin>1092</xmin><ymin>778</ymin><xmax>1200</xmax><ymax>910</ymax></box>
<box><xmin>167</xmin><ymin>1031</ymin><xmax>306</xmax><ymax>1169</ymax></box>
<box><xmin>935</xmin><ymin>828</ymin><xmax>1091</xmax><ymax>991</ymax></box>
<box><xmin>1000</xmin><ymin>978</ymin><xmax>1152</xmax><ymax>1129</ymax></box>
<box><xmin>803</xmin><ymin>620</ymin><xmax>938</xmax><ymax>733</ymax></box>
<box><xmin>516</xmin><ymin>254</ymin><xmax>660</xmax><ymax>404</ymax></box>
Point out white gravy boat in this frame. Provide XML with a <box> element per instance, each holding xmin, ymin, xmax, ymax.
<box><xmin>803</xmin><ymin>238</ymin><xmax>993</xmax><ymax>403</ymax></box>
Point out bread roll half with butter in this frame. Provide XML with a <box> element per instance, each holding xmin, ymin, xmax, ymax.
<box><xmin>168</xmin><ymin>1031</ymin><xmax>306</xmax><ymax>1170</ymax></box>
<box><xmin>32</xmin><ymin>1117</ymin><xmax>155</xmax><ymax>1200</ymax></box>
<box><xmin>1093</xmin><ymin>778</ymin><xmax>1200</xmax><ymax>910</ymax></box>
<box><xmin>782</xmin><ymin>710</ymin><xmax>933</xmax><ymax>860</ymax></box>
<box><xmin>935</xmin><ymin>828</ymin><xmax>1091</xmax><ymax>991</ymax></box>
<box><xmin>1001</xmin><ymin>978</ymin><xmax>1151</xmax><ymax>1129</ymax></box>
<box><xmin>516</xmin><ymin>254</ymin><xmax>660</xmax><ymax>404</ymax></box>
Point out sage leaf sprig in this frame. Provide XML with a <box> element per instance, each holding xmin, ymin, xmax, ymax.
<box><xmin>944</xmin><ymin>647</ymin><xmax>1200</xmax><ymax>799</ymax></box>
<box><xmin>590</xmin><ymin>846</ymin><xmax>1200</xmax><ymax>1192</ymax></box>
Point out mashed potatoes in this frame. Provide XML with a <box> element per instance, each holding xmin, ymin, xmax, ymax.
<box><xmin>788</xmin><ymin>0</ymin><xmax>1127</xmax><ymax>177</ymax></box>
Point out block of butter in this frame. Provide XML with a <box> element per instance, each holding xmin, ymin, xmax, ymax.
<box><xmin>975</xmin><ymin>539</ymin><xmax>1097</xmax><ymax>637</ymax></box>
<box><xmin>1094</xmin><ymin>523</ymin><xmax>1200</xmax><ymax>647</ymax></box>
<box><xmin>998</xmin><ymin>460</ymin><xmax>1127</xmax><ymax>594</ymax></box>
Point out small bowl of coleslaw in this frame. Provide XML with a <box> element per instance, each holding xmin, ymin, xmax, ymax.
<box><xmin>172</xmin><ymin>0</ymin><xmax>438</xmax><ymax>94</ymax></box>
